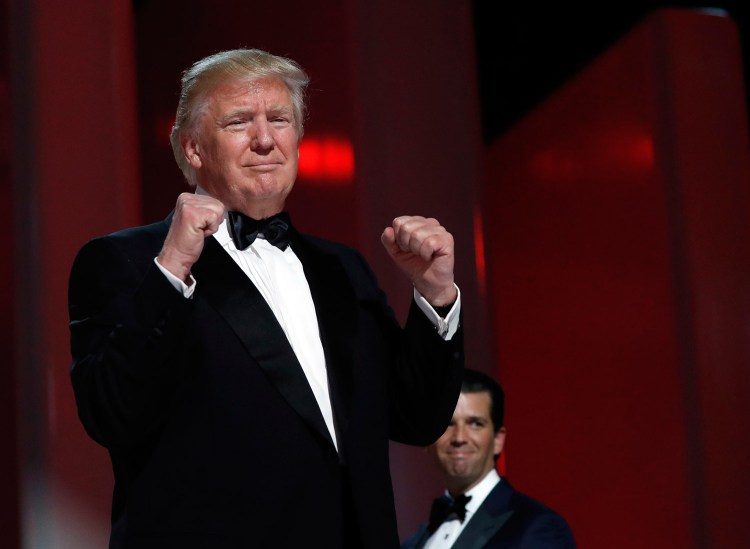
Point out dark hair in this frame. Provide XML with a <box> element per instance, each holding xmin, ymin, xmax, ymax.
<box><xmin>461</xmin><ymin>368</ymin><xmax>505</xmax><ymax>432</ymax></box>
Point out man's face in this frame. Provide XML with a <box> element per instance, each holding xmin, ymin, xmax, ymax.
<box><xmin>430</xmin><ymin>391</ymin><xmax>505</xmax><ymax>495</ymax></box>
<box><xmin>182</xmin><ymin>76</ymin><xmax>300</xmax><ymax>218</ymax></box>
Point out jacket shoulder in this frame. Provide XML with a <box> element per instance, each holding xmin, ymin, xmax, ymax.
<box><xmin>501</xmin><ymin>482</ymin><xmax>577</xmax><ymax>547</ymax></box>
<box><xmin>73</xmin><ymin>218</ymin><xmax>170</xmax><ymax>262</ymax></box>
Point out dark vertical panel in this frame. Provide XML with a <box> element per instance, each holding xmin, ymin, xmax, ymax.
<box><xmin>10</xmin><ymin>0</ymin><xmax>140</xmax><ymax>546</ymax></box>
<box><xmin>1</xmin><ymin>0</ymin><xmax>20</xmax><ymax>544</ymax></box>
<box><xmin>655</xmin><ymin>11</ymin><xmax>750</xmax><ymax>547</ymax></box>
<box><xmin>483</xmin><ymin>8</ymin><xmax>750</xmax><ymax>548</ymax></box>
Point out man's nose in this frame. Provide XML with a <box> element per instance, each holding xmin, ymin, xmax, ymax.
<box><xmin>250</xmin><ymin>118</ymin><xmax>274</xmax><ymax>150</ymax></box>
<box><xmin>450</xmin><ymin>424</ymin><xmax>467</xmax><ymax>444</ymax></box>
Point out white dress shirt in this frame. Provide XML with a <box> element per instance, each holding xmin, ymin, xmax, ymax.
<box><xmin>424</xmin><ymin>469</ymin><xmax>501</xmax><ymax>548</ymax></box>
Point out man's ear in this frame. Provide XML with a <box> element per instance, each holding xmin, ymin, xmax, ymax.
<box><xmin>182</xmin><ymin>133</ymin><xmax>202</xmax><ymax>169</ymax></box>
<box><xmin>493</xmin><ymin>427</ymin><xmax>506</xmax><ymax>457</ymax></box>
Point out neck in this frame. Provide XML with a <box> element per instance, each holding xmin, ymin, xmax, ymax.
<box><xmin>446</xmin><ymin>468</ymin><xmax>495</xmax><ymax>497</ymax></box>
<box><xmin>233</xmin><ymin>199</ymin><xmax>285</xmax><ymax>221</ymax></box>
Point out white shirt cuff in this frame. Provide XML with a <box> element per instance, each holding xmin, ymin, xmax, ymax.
<box><xmin>414</xmin><ymin>284</ymin><xmax>461</xmax><ymax>340</ymax></box>
<box><xmin>154</xmin><ymin>257</ymin><xmax>196</xmax><ymax>298</ymax></box>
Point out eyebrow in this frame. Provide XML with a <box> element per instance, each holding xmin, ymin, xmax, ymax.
<box><xmin>218</xmin><ymin>108</ymin><xmax>254</xmax><ymax>121</ymax></box>
<box><xmin>219</xmin><ymin>105</ymin><xmax>294</xmax><ymax>122</ymax></box>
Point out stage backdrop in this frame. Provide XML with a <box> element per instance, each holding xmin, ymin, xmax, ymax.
<box><xmin>482</xmin><ymin>9</ymin><xmax>750</xmax><ymax>548</ymax></box>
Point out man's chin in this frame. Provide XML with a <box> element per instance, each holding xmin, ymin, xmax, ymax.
<box><xmin>445</xmin><ymin>464</ymin><xmax>473</xmax><ymax>479</ymax></box>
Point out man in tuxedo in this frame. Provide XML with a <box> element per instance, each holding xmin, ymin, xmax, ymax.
<box><xmin>402</xmin><ymin>369</ymin><xmax>575</xmax><ymax>549</ymax></box>
<box><xmin>68</xmin><ymin>48</ymin><xmax>463</xmax><ymax>549</ymax></box>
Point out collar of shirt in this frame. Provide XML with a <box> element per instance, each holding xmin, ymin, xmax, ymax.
<box><xmin>212</xmin><ymin>213</ymin><xmax>236</xmax><ymax>249</ymax></box>
<box><xmin>461</xmin><ymin>468</ymin><xmax>501</xmax><ymax>520</ymax></box>
<box><xmin>425</xmin><ymin>470</ymin><xmax>501</xmax><ymax>549</ymax></box>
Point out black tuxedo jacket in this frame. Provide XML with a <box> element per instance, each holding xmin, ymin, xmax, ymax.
<box><xmin>68</xmin><ymin>215</ymin><xmax>464</xmax><ymax>549</ymax></box>
<box><xmin>402</xmin><ymin>478</ymin><xmax>576</xmax><ymax>549</ymax></box>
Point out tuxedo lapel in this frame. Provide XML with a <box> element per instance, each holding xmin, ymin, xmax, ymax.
<box><xmin>290</xmin><ymin>234</ymin><xmax>357</xmax><ymax>440</ymax></box>
<box><xmin>191</xmin><ymin>236</ymin><xmax>335</xmax><ymax>450</ymax></box>
<box><xmin>452</xmin><ymin>481</ymin><xmax>515</xmax><ymax>549</ymax></box>
<box><xmin>406</xmin><ymin>524</ymin><xmax>431</xmax><ymax>549</ymax></box>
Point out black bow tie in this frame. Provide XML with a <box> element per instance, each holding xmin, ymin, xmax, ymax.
<box><xmin>227</xmin><ymin>211</ymin><xmax>292</xmax><ymax>251</ymax></box>
<box><xmin>427</xmin><ymin>494</ymin><xmax>472</xmax><ymax>533</ymax></box>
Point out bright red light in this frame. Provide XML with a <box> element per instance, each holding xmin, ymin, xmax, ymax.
<box><xmin>298</xmin><ymin>136</ymin><xmax>355</xmax><ymax>184</ymax></box>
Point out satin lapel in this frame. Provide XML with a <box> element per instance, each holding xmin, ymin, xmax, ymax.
<box><xmin>191</xmin><ymin>236</ymin><xmax>335</xmax><ymax>449</ymax></box>
<box><xmin>413</xmin><ymin>525</ymin><xmax>431</xmax><ymax>549</ymax></box>
<box><xmin>289</xmin><ymin>234</ymin><xmax>357</xmax><ymax>437</ymax></box>
<box><xmin>452</xmin><ymin>481</ymin><xmax>515</xmax><ymax>549</ymax></box>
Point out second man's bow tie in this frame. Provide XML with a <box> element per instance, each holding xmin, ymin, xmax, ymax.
<box><xmin>427</xmin><ymin>493</ymin><xmax>472</xmax><ymax>533</ymax></box>
<box><xmin>227</xmin><ymin>211</ymin><xmax>292</xmax><ymax>251</ymax></box>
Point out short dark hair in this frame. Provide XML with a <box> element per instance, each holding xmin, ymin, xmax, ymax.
<box><xmin>461</xmin><ymin>368</ymin><xmax>505</xmax><ymax>433</ymax></box>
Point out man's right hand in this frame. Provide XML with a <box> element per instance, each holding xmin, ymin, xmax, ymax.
<box><xmin>157</xmin><ymin>193</ymin><xmax>225</xmax><ymax>283</ymax></box>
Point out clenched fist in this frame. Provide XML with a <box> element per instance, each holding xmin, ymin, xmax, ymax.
<box><xmin>157</xmin><ymin>193</ymin><xmax>226</xmax><ymax>283</ymax></box>
<box><xmin>381</xmin><ymin>215</ymin><xmax>457</xmax><ymax>306</ymax></box>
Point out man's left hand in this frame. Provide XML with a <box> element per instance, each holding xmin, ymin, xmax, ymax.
<box><xmin>381</xmin><ymin>216</ymin><xmax>457</xmax><ymax>306</ymax></box>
